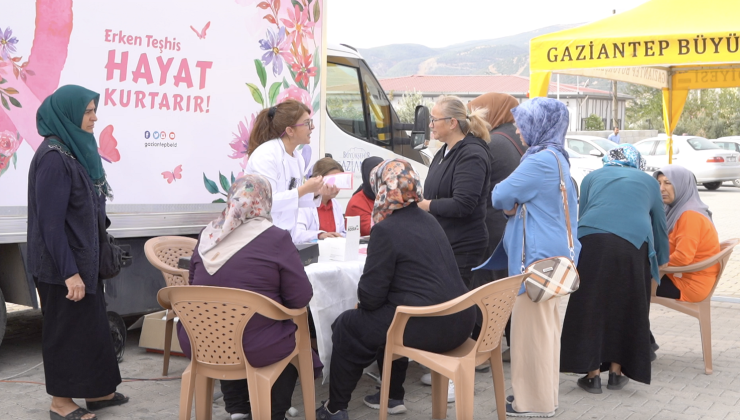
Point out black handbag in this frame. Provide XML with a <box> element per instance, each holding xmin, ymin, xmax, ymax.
<box><xmin>98</xmin><ymin>215</ymin><xmax>126</xmax><ymax>280</ymax></box>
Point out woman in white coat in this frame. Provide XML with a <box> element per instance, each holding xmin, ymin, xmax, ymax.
<box><xmin>244</xmin><ymin>100</ymin><xmax>338</xmax><ymax>239</ymax></box>
<box><xmin>294</xmin><ymin>158</ymin><xmax>347</xmax><ymax>244</ymax></box>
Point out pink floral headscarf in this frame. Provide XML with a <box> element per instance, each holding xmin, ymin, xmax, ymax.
<box><xmin>198</xmin><ymin>174</ymin><xmax>273</xmax><ymax>255</ymax></box>
<box><xmin>370</xmin><ymin>159</ymin><xmax>423</xmax><ymax>224</ymax></box>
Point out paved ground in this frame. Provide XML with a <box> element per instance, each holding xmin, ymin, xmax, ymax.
<box><xmin>1</xmin><ymin>184</ymin><xmax>739</xmax><ymax>419</ymax></box>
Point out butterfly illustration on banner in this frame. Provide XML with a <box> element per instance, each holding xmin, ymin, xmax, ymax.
<box><xmin>162</xmin><ymin>165</ymin><xmax>183</xmax><ymax>183</ymax></box>
<box><xmin>98</xmin><ymin>125</ymin><xmax>120</xmax><ymax>163</ymax></box>
<box><xmin>190</xmin><ymin>21</ymin><xmax>211</xmax><ymax>39</ymax></box>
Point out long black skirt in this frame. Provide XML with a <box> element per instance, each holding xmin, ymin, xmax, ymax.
<box><xmin>37</xmin><ymin>280</ymin><xmax>122</xmax><ymax>397</ymax></box>
<box><xmin>560</xmin><ymin>233</ymin><xmax>653</xmax><ymax>384</ymax></box>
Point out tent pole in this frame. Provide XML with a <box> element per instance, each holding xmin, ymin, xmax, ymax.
<box><xmin>667</xmin><ymin>70</ymin><xmax>673</xmax><ymax>164</ymax></box>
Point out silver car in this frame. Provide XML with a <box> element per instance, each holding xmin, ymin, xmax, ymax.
<box><xmin>565</xmin><ymin>135</ymin><xmax>619</xmax><ymax>158</ymax></box>
<box><xmin>634</xmin><ymin>136</ymin><xmax>740</xmax><ymax>190</ymax></box>
<box><xmin>713</xmin><ymin>136</ymin><xmax>740</xmax><ymax>187</ymax></box>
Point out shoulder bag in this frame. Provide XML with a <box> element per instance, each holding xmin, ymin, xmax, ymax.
<box><xmin>520</xmin><ymin>150</ymin><xmax>579</xmax><ymax>302</ymax></box>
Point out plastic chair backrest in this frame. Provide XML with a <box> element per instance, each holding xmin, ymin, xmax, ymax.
<box><xmin>144</xmin><ymin>236</ymin><xmax>197</xmax><ymax>286</ymax></box>
<box><xmin>471</xmin><ymin>276</ymin><xmax>522</xmax><ymax>353</ymax></box>
<box><xmin>158</xmin><ymin>286</ymin><xmax>305</xmax><ymax>367</ymax></box>
<box><xmin>702</xmin><ymin>238</ymin><xmax>739</xmax><ymax>301</ymax></box>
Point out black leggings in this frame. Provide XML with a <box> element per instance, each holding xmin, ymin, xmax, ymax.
<box><xmin>656</xmin><ymin>275</ymin><xmax>681</xmax><ymax>300</ymax></box>
<box><xmin>220</xmin><ymin>364</ymin><xmax>298</xmax><ymax>420</ymax></box>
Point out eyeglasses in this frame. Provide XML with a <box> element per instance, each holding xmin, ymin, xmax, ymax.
<box><xmin>429</xmin><ymin>117</ymin><xmax>453</xmax><ymax>127</ymax></box>
<box><xmin>291</xmin><ymin>119</ymin><xmax>314</xmax><ymax>130</ymax></box>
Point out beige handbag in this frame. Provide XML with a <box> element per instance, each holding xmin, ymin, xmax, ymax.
<box><xmin>520</xmin><ymin>150</ymin><xmax>580</xmax><ymax>303</ymax></box>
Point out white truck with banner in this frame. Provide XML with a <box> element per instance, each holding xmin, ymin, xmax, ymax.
<box><xmin>0</xmin><ymin>0</ymin><xmax>430</xmax><ymax>347</ymax></box>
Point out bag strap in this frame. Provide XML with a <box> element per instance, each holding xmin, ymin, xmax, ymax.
<box><xmin>492</xmin><ymin>131</ymin><xmax>525</xmax><ymax>156</ymax></box>
<box><xmin>520</xmin><ymin>149</ymin><xmax>575</xmax><ymax>273</ymax></box>
<box><xmin>546</xmin><ymin>150</ymin><xmax>575</xmax><ymax>260</ymax></box>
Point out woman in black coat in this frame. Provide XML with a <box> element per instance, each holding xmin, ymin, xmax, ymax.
<box><xmin>418</xmin><ymin>95</ymin><xmax>492</xmax><ymax>288</ymax></box>
<box><xmin>27</xmin><ymin>85</ymin><xmax>128</xmax><ymax>420</ymax></box>
<box><xmin>317</xmin><ymin>159</ymin><xmax>475</xmax><ymax>420</ymax></box>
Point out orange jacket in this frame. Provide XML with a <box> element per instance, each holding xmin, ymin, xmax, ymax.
<box><xmin>667</xmin><ymin>211</ymin><xmax>720</xmax><ymax>302</ymax></box>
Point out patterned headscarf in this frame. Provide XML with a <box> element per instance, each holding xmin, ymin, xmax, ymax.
<box><xmin>603</xmin><ymin>143</ymin><xmax>646</xmax><ymax>170</ymax></box>
<box><xmin>370</xmin><ymin>159</ymin><xmax>423</xmax><ymax>224</ymax></box>
<box><xmin>654</xmin><ymin>164</ymin><xmax>713</xmax><ymax>232</ymax></box>
<box><xmin>513</xmin><ymin>97</ymin><xmax>570</xmax><ymax>165</ymax></box>
<box><xmin>198</xmin><ymin>175</ymin><xmax>273</xmax><ymax>273</ymax></box>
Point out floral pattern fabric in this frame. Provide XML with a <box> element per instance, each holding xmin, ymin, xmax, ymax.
<box><xmin>198</xmin><ymin>174</ymin><xmax>273</xmax><ymax>255</ymax></box>
<box><xmin>370</xmin><ymin>158</ymin><xmax>423</xmax><ymax>224</ymax></box>
<box><xmin>603</xmin><ymin>143</ymin><xmax>646</xmax><ymax>171</ymax></box>
<box><xmin>513</xmin><ymin>97</ymin><xmax>570</xmax><ymax>165</ymax></box>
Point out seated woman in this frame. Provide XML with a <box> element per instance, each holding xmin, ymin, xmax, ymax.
<box><xmin>294</xmin><ymin>157</ymin><xmax>347</xmax><ymax>243</ymax></box>
<box><xmin>345</xmin><ymin>156</ymin><xmax>384</xmax><ymax>236</ymax></box>
<box><xmin>654</xmin><ymin>164</ymin><xmax>720</xmax><ymax>302</ymax></box>
<box><xmin>177</xmin><ymin>174</ymin><xmax>321</xmax><ymax>420</ymax></box>
<box><xmin>316</xmin><ymin>159</ymin><xmax>475</xmax><ymax>420</ymax></box>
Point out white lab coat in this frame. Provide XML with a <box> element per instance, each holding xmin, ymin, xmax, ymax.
<box><xmin>244</xmin><ymin>139</ymin><xmax>319</xmax><ymax>238</ymax></box>
<box><xmin>294</xmin><ymin>198</ymin><xmax>347</xmax><ymax>244</ymax></box>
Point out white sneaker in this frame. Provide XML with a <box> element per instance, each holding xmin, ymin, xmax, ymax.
<box><xmin>419</xmin><ymin>374</ymin><xmax>454</xmax><ymax>402</ymax></box>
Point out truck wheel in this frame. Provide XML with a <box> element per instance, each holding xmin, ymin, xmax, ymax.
<box><xmin>0</xmin><ymin>289</ymin><xmax>6</xmax><ymax>348</ymax></box>
<box><xmin>703</xmin><ymin>182</ymin><xmax>722</xmax><ymax>191</ymax></box>
<box><xmin>733</xmin><ymin>179</ymin><xmax>740</xmax><ymax>188</ymax></box>
<box><xmin>108</xmin><ymin>311</ymin><xmax>126</xmax><ymax>363</ymax></box>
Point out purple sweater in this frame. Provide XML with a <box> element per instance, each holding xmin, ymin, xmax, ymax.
<box><xmin>177</xmin><ymin>226</ymin><xmax>321</xmax><ymax>373</ymax></box>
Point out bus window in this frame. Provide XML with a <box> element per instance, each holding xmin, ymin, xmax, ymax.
<box><xmin>326</xmin><ymin>63</ymin><xmax>367</xmax><ymax>138</ymax></box>
<box><xmin>359</xmin><ymin>63</ymin><xmax>392</xmax><ymax>144</ymax></box>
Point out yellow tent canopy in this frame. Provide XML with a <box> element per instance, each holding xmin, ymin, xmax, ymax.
<box><xmin>529</xmin><ymin>0</ymin><xmax>740</xmax><ymax>162</ymax></box>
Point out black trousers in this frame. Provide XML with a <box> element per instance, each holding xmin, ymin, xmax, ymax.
<box><xmin>650</xmin><ymin>275</ymin><xmax>681</xmax><ymax>346</ymax></box>
<box><xmin>220</xmin><ymin>364</ymin><xmax>298</xmax><ymax>420</ymax></box>
<box><xmin>327</xmin><ymin>304</ymin><xmax>474</xmax><ymax>412</ymax></box>
<box><xmin>455</xmin><ymin>251</ymin><xmax>486</xmax><ymax>290</ymax></box>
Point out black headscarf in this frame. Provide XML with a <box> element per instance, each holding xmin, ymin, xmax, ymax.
<box><xmin>354</xmin><ymin>156</ymin><xmax>384</xmax><ymax>200</ymax></box>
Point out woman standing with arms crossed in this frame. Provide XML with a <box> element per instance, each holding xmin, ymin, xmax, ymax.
<box><xmin>418</xmin><ymin>95</ymin><xmax>492</xmax><ymax>288</ymax></box>
<box><xmin>27</xmin><ymin>85</ymin><xmax>129</xmax><ymax>420</ymax></box>
<box><xmin>478</xmin><ymin>98</ymin><xmax>580</xmax><ymax>417</ymax></box>
<box><xmin>244</xmin><ymin>100</ymin><xmax>338</xmax><ymax>240</ymax></box>
<box><xmin>561</xmin><ymin>144</ymin><xmax>668</xmax><ymax>394</ymax></box>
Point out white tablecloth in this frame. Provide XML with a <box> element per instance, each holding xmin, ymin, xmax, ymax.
<box><xmin>305</xmin><ymin>257</ymin><xmax>365</xmax><ymax>381</ymax></box>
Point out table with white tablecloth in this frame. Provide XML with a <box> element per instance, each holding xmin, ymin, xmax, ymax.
<box><xmin>304</xmin><ymin>255</ymin><xmax>366</xmax><ymax>381</ymax></box>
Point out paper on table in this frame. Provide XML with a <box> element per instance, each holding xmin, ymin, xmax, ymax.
<box><xmin>323</xmin><ymin>172</ymin><xmax>354</xmax><ymax>190</ymax></box>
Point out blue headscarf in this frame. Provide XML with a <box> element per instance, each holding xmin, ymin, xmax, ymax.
<box><xmin>602</xmin><ymin>143</ymin><xmax>646</xmax><ymax>170</ymax></box>
<box><xmin>512</xmin><ymin>97</ymin><xmax>569</xmax><ymax>165</ymax></box>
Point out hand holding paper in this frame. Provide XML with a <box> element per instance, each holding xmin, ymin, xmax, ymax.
<box><xmin>323</xmin><ymin>172</ymin><xmax>354</xmax><ymax>190</ymax></box>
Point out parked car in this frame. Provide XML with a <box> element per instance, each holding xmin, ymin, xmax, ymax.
<box><xmin>566</xmin><ymin>146</ymin><xmax>603</xmax><ymax>198</ymax></box>
<box><xmin>634</xmin><ymin>135</ymin><xmax>740</xmax><ymax>190</ymax></box>
<box><xmin>565</xmin><ymin>135</ymin><xmax>619</xmax><ymax>158</ymax></box>
<box><xmin>713</xmin><ymin>136</ymin><xmax>740</xmax><ymax>187</ymax></box>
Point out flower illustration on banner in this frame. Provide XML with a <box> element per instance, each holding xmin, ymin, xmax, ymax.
<box><xmin>0</xmin><ymin>130</ymin><xmax>21</xmax><ymax>177</ymax></box>
<box><xmin>277</xmin><ymin>85</ymin><xmax>312</xmax><ymax>113</ymax></box>
<box><xmin>204</xmin><ymin>0</ymin><xmax>323</xmax><ymax>201</ymax></box>
<box><xmin>281</xmin><ymin>5</ymin><xmax>314</xmax><ymax>44</ymax></box>
<box><xmin>0</xmin><ymin>27</ymin><xmax>18</xmax><ymax>61</ymax></box>
<box><xmin>229</xmin><ymin>113</ymin><xmax>256</xmax><ymax>162</ymax></box>
<box><xmin>259</xmin><ymin>26</ymin><xmax>292</xmax><ymax>76</ymax></box>
<box><xmin>291</xmin><ymin>47</ymin><xmax>316</xmax><ymax>89</ymax></box>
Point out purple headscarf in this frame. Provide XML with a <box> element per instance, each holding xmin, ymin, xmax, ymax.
<box><xmin>512</xmin><ymin>97</ymin><xmax>570</xmax><ymax>165</ymax></box>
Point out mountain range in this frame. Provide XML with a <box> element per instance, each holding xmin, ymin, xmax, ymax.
<box><xmin>357</xmin><ymin>24</ymin><xmax>619</xmax><ymax>92</ymax></box>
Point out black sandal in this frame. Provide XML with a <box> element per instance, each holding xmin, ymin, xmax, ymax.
<box><xmin>50</xmin><ymin>407</ymin><xmax>96</xmax><ymax>420</ymax></box>
<box><xmin>85</xmin><ymin>392</ymin><xmax>129</xmax><ymax>411</ymax></box>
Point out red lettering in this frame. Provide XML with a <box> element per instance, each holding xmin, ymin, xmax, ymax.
<box><xmin>132</xmin><ymin>53</ymin><xmax>154</xmax><ymax>85</ymax></box>
<box><xmin>173</xmin><ymin>94</ymin><xmax>184</xmax><ymax>111</ymax></box>
<box><xmin>156</xmin><ymin>57</ymin><xmax>174</xmax><ymax>86</ymax></box>
<box><xmin>104</xmin><ymin>88</ymin><xmax>117</xmax><ymax>106</ymax></box>
<box><xmin>119</xmin><ymin>89</ymin><xmax>131</xmax><ymax>107</ymax></box>
<box><xmin>106</xmin><ymin>50</ymin><xmax>128</xmax><ymax>82</ymax></box>
<box><xmin>134</xmin><ymin>91</ymin><xmax>146</xmax><ymax>108</ymax></box>
<box><xmin>195</xmin><ymin>61</ymin><xmax>213</xmax><ymax>89</ymax></box>
<box><xmin>173</xmin><ymin>58</ymin><xmax>193</xmax><ymax>88</ymax></box>
<box><xmin>148</xmin><ymin>92</ymin><xmax>159</xmax><ymax>108</ymax></box>
<box><xmin>158</xmin><ymin>93</ymin><xmax>171</xmax><ymax>110</ymax></box>
<box><xmin>194</xmin><ymin>96</ymin><xmax>204</xmax><ymax>113</ymax></box>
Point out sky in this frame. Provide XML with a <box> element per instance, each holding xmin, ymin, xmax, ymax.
<box><xmin>327</xmin><ymin>0</ymin><xmax>652</xmax><ymax>49</ymax></box>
